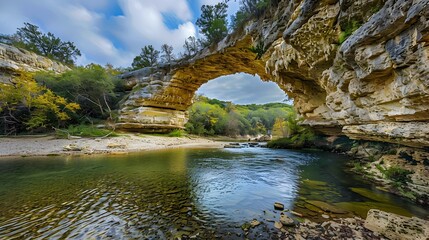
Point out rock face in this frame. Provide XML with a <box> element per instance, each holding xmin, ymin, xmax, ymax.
<box><xmin>117</xmin><ymin>0</ymin><xmax>429</xmax><ymax>148</ymax></box>
<box><xmin>364</xmin><ymin>209</ymin><xmax>429</xmax><ymax>240</ymax></box>
<box><xmin>0</xmin><ymin>43</ymin><xmax>69</xmax><ymax>76</ymax></box>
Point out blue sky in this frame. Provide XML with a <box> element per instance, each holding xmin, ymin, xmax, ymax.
<box><xmin>0</xmin><ymin>0</ymin><xmax>287</xmax><ymax>104</ymax></box>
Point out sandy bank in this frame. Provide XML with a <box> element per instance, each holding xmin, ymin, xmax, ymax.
<box><xmin>0</xmin><ymin>134</ymin><xmax>225</xmax><ymax>158</ymax></box>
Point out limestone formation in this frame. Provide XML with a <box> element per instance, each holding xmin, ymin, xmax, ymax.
<box><xmin>116</xmin><ymin>0</ymin><xmax>429</xmax><ymax>151</ymax></box>
<box><xmin>364</xmin><ymin>209</ymin><xmax>429</xmax><ymax>240</ymax></box>
<box><xmin>0</xmin><ymin>43</ymin><xmax>69</xmax><ymax>75</ymax></box>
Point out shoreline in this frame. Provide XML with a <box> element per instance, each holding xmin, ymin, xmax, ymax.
<box><xmin>0</xmin><ymin>134</ymin><xmax>225</xmax><ymax>158</ymax></box>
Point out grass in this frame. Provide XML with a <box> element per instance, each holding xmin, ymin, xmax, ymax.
<box><xmin>338</xmin><ymin>20</ymin><xmax>362</xmax><ymax>44</ymax></box>
<box><xmin>384</xmin><ymin>167</ymin><xmax>413</xmax><ymax>184</ymax></box>
<box><xmin>353</xmin><ymin>162</ymin><xmax>364</xmax><ymax>173</ymax></box>
<box><xmin>167</xmin><ymin>129</ymin><xmax>186</xmax><ymax>137</ymax></box>
<box><xmin>56</xmin><ymin>125</ymin><xmax>118</xmax><ymax>138</ymax></box>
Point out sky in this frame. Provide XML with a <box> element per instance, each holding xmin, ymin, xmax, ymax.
<box><xmin>0</xmin><ymin>0</ymin><xmax>287</xmax><ymax>104</ymax></box>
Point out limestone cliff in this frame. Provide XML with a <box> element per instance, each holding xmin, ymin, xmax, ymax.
<box><xmin>0</xmin><ymin>43</ymin><xmax>70</xmax><ymax>82</ymax></box>
<box><xmin>118</xmin><ymin>0</ymin><xmax>429</xmax><ymax>150</ymax></box>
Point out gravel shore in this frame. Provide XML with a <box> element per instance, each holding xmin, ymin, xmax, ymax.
<box><xmin>0</xmin><ymin>134</ymin><xmax>225</xmax><ymax>158</ymax></box>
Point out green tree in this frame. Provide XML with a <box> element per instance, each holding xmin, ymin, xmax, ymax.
<box><xmin>35</xmin><ymin>64</ymin><xmax>122</xmax><ymax>120</ymax></box>
<box><xmin>160</xmin><ymin>44</ymin><xmax>175</xmax><ymax>64</ymax></box>
<box><xmin>0</xmin><ymin>72</ymin><xmax>79</xmax><ymax>134</ymax></box>
<box><xmin>196</xmin><ymin>2</ymin><xmax>229</xmax><ymax>46</ymax></box>
<box><xmin>185</xmin><ymin>96</ymin><xmax>294</xmax><ymax>137</ymax></box>
<box><xmin>182</xmin><ymin>36</ymin><xmax>199</xmax><ymax>58</ymax></box>
<box><xmin>4</xmin><ymin>22</ymin><xmax>81</xmax><ymax>65</ymax></box>
<box><xmin>132</xmin><ymin>45</ymin><xmax>160</xmax><ymax>69</ymax></box>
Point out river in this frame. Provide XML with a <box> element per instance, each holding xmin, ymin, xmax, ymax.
<box><xmin>0</xmin><ymin>147</ymin><xmax>427</xmax><ymax>239</ymax></box>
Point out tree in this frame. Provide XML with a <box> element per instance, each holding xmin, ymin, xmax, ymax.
<box><xmin>35</xmin><ymin>64</ymin><xmax>122</xmax><ymax>120</ymax></box>
<box><xmin>196</xmin><ymin>2</ymin><xmax>229</xmax><ymax>46</ymax></box>
<box><xmin>132</xmin><ymin>45</ymin><xmax>160</xmax><ymax>69</ymax></box>
<box><xmin>182</xmin><ymin>36</ymin><xmax>199</xmax><ymax>58</ymax></box>
<box><xmin>160</xmin><ymin>44</ymin><xmax>174</xmax><ymax>64</ymax></box>
<box><xmin>0</xmin><ymin>72</ymin><xmax>79</xmax><ymax>134</ymax></box>
<box><xmin>7</xmin><ymin>22</ymin><xmax>81</xmax><ymax>65</ymax></box>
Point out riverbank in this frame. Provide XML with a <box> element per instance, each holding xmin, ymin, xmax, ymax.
<box><xmin>0</xmin><ymin>134</ymin><xmax>225</xmax><ymax>158</ymax></box>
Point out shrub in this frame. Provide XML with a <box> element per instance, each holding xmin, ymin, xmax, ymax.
<box><xmin>354</xmin><ymin>162</ymin><xmax>364</xmax><ymax>173</ymax></box>
<box><xmin>168</xmin><ymin>129</ymin><xmax>185</xmax><ymax>137</ymax></box>
<box><xmin>0</xmin><ymin>72</ymin><xmax>79</xmax><ymax>134</ymax></box>
<box><xmin>338</xmin><ymin>20</ymin><xmax>362</xmax><ymax>44</ymax></box>
<box><xmin>267</xmin><ymin>127</ymin><xmax>315</xmax><ymax>149</ymax></box>
<box><xmin>384</xmin><ymin>166</ymin><xmax>413</xmax><ymax>184</ymax></box>
<box><xmin>249</xmin><ymin>40</ymin><xmax>266</xmax><ymax>59</ymax></box>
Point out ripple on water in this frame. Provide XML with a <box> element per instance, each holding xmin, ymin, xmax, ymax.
<box><xmin>0</xmin><ymin>148</ymin><xmax>427</xmax><ymax>239</ymax></box>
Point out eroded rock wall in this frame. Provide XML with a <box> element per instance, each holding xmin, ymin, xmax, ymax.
<box><xmin>265</xmin><ymin>0</ymin><xmax>429</xmax><ymax>148</ymax></box>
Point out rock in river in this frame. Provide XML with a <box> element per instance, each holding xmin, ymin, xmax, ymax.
<box><xmin>274</xmin><ymin>202</ymin><xmax>284</xmax><ymax>210</ymax></box>
<box><xmin>279</xmin><ymin>214</ymin><xmax>294</xmax><ymax>226</ymax></box>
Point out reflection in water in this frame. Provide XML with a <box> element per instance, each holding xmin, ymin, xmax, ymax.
<box><xmin>0</xmin><ymin>148</ymin><xmax>427</xmax><ymax>239</ymax></box>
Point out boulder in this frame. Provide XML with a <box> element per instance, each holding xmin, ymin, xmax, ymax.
<box><xmin>364</xmin><ymin>209</ymin><xmax>429</xmax><ymax>240</ymax></box>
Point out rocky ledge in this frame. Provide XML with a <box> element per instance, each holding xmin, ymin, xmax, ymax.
<box><xmin>248</xmin><ymin>209</ymin><xmax>429</xmax><ymax>240</ymax></box>
<box><xmin>0</xmin><ymin>43</ymin><xmax>69</xmax><ymax>86</ymax></box>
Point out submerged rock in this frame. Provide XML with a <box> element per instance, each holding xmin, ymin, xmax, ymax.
<box><xmin>249</xmin><ymin>219</ymin><xmax>261</xmax><ymax>228</ymax></box>
<box><xmin>305</xmin><ymin>200</ymin><xmax>347</xmax><ymax>214</ymax></box>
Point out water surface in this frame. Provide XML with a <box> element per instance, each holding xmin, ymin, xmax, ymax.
<box><xmin>0</xmin><ymin>147</ymin><xmax>427</xmax><ymax>239</ymax></box>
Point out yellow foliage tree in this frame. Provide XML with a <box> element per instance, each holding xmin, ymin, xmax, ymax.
<box><xmin>272</xmin><ymin>117</ymin><xmax>290</xmax><ymax>139</ymax></box>
<box><xmin>0</xmin><ymin>71</ymin><xmax>79</xmax><ymax>133</ymax></box>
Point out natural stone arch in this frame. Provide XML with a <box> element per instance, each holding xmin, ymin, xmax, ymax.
<box><xmin>116</xmin><ymin>35</ymin><xmax>285</xmax><ymax>132</ymax></box>
<box><xmin>117</xmin><ymin>0</ymin><xmax>429</xmax><ymax>148</ymax></box>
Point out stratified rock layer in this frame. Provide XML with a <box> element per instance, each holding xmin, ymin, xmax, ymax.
<box><xmin>118</xmin><ymin>0</ymin><xmax>429</xmax><ymax>148</ymax></box>
<box><xmin>0</xmin><ymin>43</ymin><xmax>69</xmax><ymax>74</ymax></box>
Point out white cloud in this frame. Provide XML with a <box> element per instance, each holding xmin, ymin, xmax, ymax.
<box><xmin>0</xmin><ymin>0</ymin><xmax>287</xmax><ymax>104</ymax></box>
<box><xmin>197</xmin><ymin>73</ymin><xmax>287</xmax><ymax>104</ymax></box>
<box><xmin>112</xmin><ymin>0</ymin><xmax>197</xmax><ymax>59</ymax></box>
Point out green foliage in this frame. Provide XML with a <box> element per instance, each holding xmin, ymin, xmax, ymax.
<box><xmin>267</xmin><ymin>127</ymin><xmax>315</xmax><ymax>149</ymax></box>
<box><xmin>0</xmin><ymin>72</ymin><xmax>79</xmax><ymax>134</ymax></box>
<box><xmin>196</xmin><ymin>2</ymin><xmax>229</xmax><ymax>46</ymax></box>
<box><xmin>1</xmin><ymin>22</ymin><xmax>81</xmax><ymax>65</ymax></box>
<box><xmin>249</xmin><ymin>40</ymin><xmax>266</xmax><ymax>59</ymax></box>
<box><xmin>160</xmin><ymin>44</ymin><xmax>175</xmax><ymax>64</ymax></box>
<box><xmin>384</xmin><ymin>167</ymin><xmax>413</xmax><ymax>185</ymax></box>
<box><xmin>230</xmin><ymin>0</ymin><xmax>272</xmax><ymax>30</ymax></box>
<box><xmin>132</xmin><ymin>45</ymin><xmax>160</xmax><ymax>69</ymax></box>
<box><xmin>182</xmin><ymin>36</ymin><xmax>200</xmax><ymax>58</ymax></box>
<box><xmin>168</xmin><ymin>129</ymin><xmax>186</xmax><ymax>137</ymax></box>
<box><xmin>353</xmin><ymin>162</ymin><xmax>365</xmax><ymax>173</ymax></box>
<box><xmin>35</xmin><ymin>64</ymin><xmax>124</xmax><ymax>120</ymax></box>
<box><xmin>338</xmin><ymin>20</ymin><xmax>362</xmax><ymax>44</ymax></box>
<box><xmin>55</xmin><ymin>124</ymin><xmax>117</xmax><ymax>138</ymax></box>
<box><xmin>185</xmin><ymin>95</ymin><xmax>294</xmax><ymax>137</ymax></box>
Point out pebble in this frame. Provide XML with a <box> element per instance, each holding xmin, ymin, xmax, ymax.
<box><xmin>322</xmin><ymin>214</ymin><xmax>330</xmax><ymax>219</ymax></box>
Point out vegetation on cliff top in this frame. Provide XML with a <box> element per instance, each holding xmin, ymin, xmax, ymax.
<box><xmin>0</xmin><ymin>22</ymin><xmax>81</xmax><ymax>65</ymax></box>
